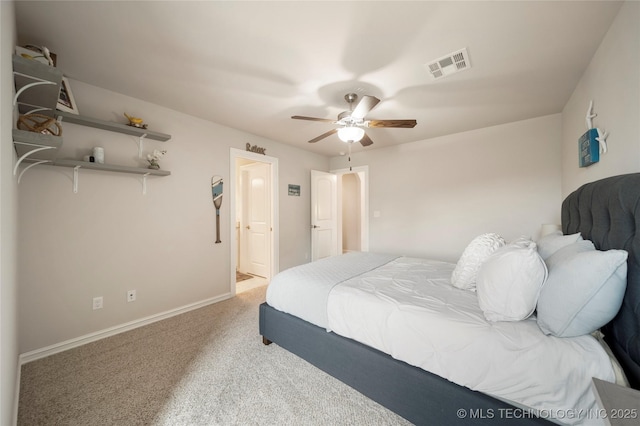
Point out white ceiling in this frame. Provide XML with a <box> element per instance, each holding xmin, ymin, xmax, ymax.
<box><xmin>14</xmin><ymin>1</ymin><xmax>623</xmax><ymax>157</ymax></box>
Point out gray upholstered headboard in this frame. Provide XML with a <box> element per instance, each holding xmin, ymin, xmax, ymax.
<box><xmin>562</xmin><ymin>173</ymin><xmax>640</xmax><ymax>389</ymax></box>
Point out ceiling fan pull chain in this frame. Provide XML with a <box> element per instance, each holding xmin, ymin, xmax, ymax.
<box><xmin>348</xmin><ymin>143</ymin><xmax>352</xmax><ymax>171</ymax></box>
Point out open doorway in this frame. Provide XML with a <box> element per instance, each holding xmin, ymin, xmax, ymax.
<box><xmin>340</xmin><ymin>172</ymin><xmax>363</xmax><ymax>253</ymax></box>
<box><xmin>311</xmin><ymin>166</ymin><xmax>368</xmax><ymax>260</ymax></box>
<box><xmin>335</xmin><ymin>166</ymin><xmax>369</xmax><ymax>254</ymax></box>
<box><xmin>229</xmin><ymin>148</ymin><xmax>279</xmax><ymax>295</ymax></box>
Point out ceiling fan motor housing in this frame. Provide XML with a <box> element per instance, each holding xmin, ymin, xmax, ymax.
<box><xmin>344</xmin><ymin>93</ymin><xmax>359</xmax><ymax>105</ymax></box>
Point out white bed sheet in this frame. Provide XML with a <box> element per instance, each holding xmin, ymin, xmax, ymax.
<box><xmin>326</xmin><ymin>257</ymin><xmax>615</xmax><ymax>425</ymax></box>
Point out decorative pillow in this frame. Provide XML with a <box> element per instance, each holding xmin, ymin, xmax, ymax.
<box><xmin>536</xmin><ymin>244</ymin><xmax>628</xmax><ymax>337</ymax></box>
<box><xmin>451</xmin><ymin>233</ymin><xmax>505</xmax><ymax>290</ymax></box>
<box><xmin>476</xmin><ymin>237</ymin><xmax>548</xmax><ymax>322</ymax></box>
<box><xmin>544</xmin><ymin>239</ymin><xmax>595</xmax><ymax>270</ymax></box>
<box><xmin>536</xmin><ymin>231</ymin><xmax>582</xmax><ymax>260</ymax></box>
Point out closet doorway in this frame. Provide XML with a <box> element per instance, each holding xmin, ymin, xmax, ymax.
<box><xmin>229</xmin><ymin>148</ymin><xmax>279</xmax><ymax>295</ymax></box>
<box><xmin>340</xmin><ymin>172</ymin><xmax>364</xmax><ymax>253</ymax></box>
<box><xmin>311</xmin><ymin>166</ymin><xmax>369</xmax><ymax>260</ymax></box>
<box><xmin>335</xmin><ymin>166</ymin><xmax>369</xmax><ymax>254</ymax></box>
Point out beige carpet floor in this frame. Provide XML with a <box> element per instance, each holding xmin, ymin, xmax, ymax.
<box><xmin>18</xmin><ymin>285</ymin><xmax>409</xmax><ymax>425</ymax></box>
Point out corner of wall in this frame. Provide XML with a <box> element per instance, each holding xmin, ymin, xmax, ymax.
<box><xmin>1</xmin><ymin>2</ymin><xmax>21</xmax><ymax>425</ymax></box>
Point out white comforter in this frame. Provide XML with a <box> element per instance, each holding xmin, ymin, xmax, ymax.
<box><xmin>266</xmin><ymin>252</ymin><xmax>397</xmax><ymax>328</ymax></box>
<box><xmin>267</xmin><ymin>253</ymin><xmax>616</xmax><ymax>425</ymax></box>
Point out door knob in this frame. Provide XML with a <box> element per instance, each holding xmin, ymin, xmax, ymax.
<box><xmin>246</xmin><ymin>225</ymin><xmax>251</xmax><ymax>230</ymax></box>
<box><xmin>311</xmin><ymin>225</ymin><xmax>319</xmax><ymax>229</ymax></box>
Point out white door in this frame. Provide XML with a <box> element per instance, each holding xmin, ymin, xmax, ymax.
<box><xmin>241</xmin><ymin>162</ymin><xmax>270</xmax><ymax>277</ymax></box>
<box><xmin>311</xmin><ymin>170</ymin><xmax>337</xmax><ymax>261</ymax></box>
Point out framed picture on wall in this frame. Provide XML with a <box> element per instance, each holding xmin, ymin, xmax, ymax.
<box><xmin>288</xmin><ymin>184</ymin><xmax>300</xmax><ymax>196</ymax></box>
<box><xmin>579</xmin><ymin>128</ymin><xmax>599</xmax><ymax>167</ymax></box>
<box><xmin>57</xmin><ymin>77</ymin><xmax>79</xmax><ymax>114</ymax></box>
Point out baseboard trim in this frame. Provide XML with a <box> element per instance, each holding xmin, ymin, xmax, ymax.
<box><xmin>19</xmin><ymin>293</ymin><xmax>232</xmax><ymax>365</ymax></box>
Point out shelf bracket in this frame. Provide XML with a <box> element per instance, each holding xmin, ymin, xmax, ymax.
<box><xmin>12</xmin><ymin>73</ymin><xmax>56</xmax><ymax>106</ymax></box>
<box><xmin>13</xmin><ymin>145</ymin><xmax>56</xmax><ymax>176</ymax></box>
<box><xmin>17</xmin><ymin>160</ymin><xmax>51</xmax><ymax>183</ymax></box>
<box><xmin>138</xmin><ymin>133</ymin><xmax>147</xmax><ymax>159</ymax></box>
<box><xmin>142</xmin><ymin>172</ymin><xmax>150</xmax><ymax>195</ymax></box>
<box><xmin>73</xmin><ymin>165</ymin><xmax>81</xmax><ymax>193</ymax></box>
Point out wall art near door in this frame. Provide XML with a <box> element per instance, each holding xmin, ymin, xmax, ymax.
<box><xmin>211</xmin><ymin>176</ymin><xmax>223</xmax><ymax>244</ymax></box>
<box><xmin>288</xmin><ymin>184</ymin><xmax>300</xmax><ymax>196</ymax></box>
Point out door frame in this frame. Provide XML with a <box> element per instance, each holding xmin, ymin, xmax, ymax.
<box><xmin>229</xmin><ymin>148</ymin><xmax>279</xmax><ymax>294</ymax></box>
<box><xmin>331</xmin><ymin>165</ymin><xmax>369</xmax><ymax>253</ymax></box>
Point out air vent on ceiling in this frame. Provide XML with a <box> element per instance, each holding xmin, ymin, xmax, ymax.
<box><xmin>425</xmin><ymin>48</ymin><xmax>471</xmax><ymax>79</ymax></box>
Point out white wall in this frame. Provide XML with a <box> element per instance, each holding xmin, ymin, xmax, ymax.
<box><xmin>1</xmin><ymin>1</ymin><xmax>19</xmax><ymax>424</ymax></box>
<box><xmin>561</xmin><ymin>0</ymin><xmax>640</xmax><ymax>197</ymax></box>
<box><xmin>330</xmin><ymin>114</ymin><xmax>563</xmax><ymax>262</ymax></box>
<box><xmin>17</xmin><ymin>80</ymin><xmax>328</xmax><ymax>353</ymax></box>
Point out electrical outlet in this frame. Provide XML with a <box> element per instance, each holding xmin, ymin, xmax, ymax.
<box><xmin>93</xmin><ymin>296</ymin><xmax>103</xmax><ymax>310</ymax></box>
<box><xmin>127</xmin><ymin>290</ymin><xmax>136</xmax><ymax>302</ymax></box>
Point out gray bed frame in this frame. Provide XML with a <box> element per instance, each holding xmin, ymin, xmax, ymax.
<box><xmin>260</xmin><ymin>173</ymin><xmax>640</xmax><ymax>425</ymax></box>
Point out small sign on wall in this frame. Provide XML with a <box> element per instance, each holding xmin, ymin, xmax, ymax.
<box><xmin>288</xmin><ymin>184</ymin><xmax>300</xmax><ymax>196</ymax></box>
<box><xmin>579</xmin><ymin>128</ymin><xmax>599</xmax><ymax>167</ymax></box>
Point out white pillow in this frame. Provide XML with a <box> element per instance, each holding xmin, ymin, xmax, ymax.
<box><xmin>451</xmin><ymin>233</ymin><xmax>505</xmax><ymax>290</ymax></box>
<box><xmin>536</xmin><ymin>230</ymin><xmax>582</xmax><ymax>260</ymax></box>
<box><xmin>476</xmin><ymin>238</ymin><xmax>548</xmax><ymax>322</ymax></box>
<box><xmin>544</xmin><ymin>239</ymin><xmax>595</xmax><ymax>270</ymax></box>
<box><xmin>536</xmin><ymin>243</ymin><xmax>628</xmax><ymax>337</ymax></box>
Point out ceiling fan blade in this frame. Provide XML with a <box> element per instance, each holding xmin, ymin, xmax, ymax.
<box><xmin>308</xmin><ymin>128</ymin><xmax>337</xmax><ymax>143</ymax></box>
<box><xmin>292</xmin><ymin>115</ymin><xmax>336</xmax><ymax>123</ymax></box>
<box><xmin>366</xmin><ymin>119</ymin><xmax>417</xmax><ymax>128</ymax></box>
<box><xmin>351</xmin><ymin>95</ymin><xmax>380</xmax><ymax>119</ymax></box>
<box><xmin>360</xmin><ymin>133</ymin><xmax>373</xmax><ymax>147</ymax></box>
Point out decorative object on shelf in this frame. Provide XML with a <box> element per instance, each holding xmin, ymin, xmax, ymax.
<box><xmin>211</xmin><ymin>176</ymin><xmax>224</xmax><ymax>244</ymax></box>
<box><xmin>288</xmin><ymin>184</ymin><xmax>301</xmax><ymax>196</ymax></box>
<box><xmin>579</xmin><ymin>100</ymin><xmax>608</xmax><ymax>168</ymax></box>
<box><xmin>93</xmin><ymin>147</ymin><xmax>104</xmax><ymax>164</ymax></box>
<box><xmin>124</xmin><ymin>113</ymin><xmax>148</xmax><ymax>129</ymax></box>
<box><xmin>15</xmin><ymin>45</ymin><xmax>56</xmax><ymax>66</ymax></box>
<box><xmin>246</xmin><ymin>143</ymin><xmax>266</xmax><ymax>155</ymax></box>
<box><xmin>56</xmin><ymin>76</ymin><xmax>79</xmax><ymax>114</ymax></box>
<box><xmin>17</xmin><ymin>113</ymin><xmax>62</xmax><ymax>136</ymax></box>
<box><xmin>146</xmin><ymin>149</ymin><xmax>166</xmax><ymax>170</ymax></box>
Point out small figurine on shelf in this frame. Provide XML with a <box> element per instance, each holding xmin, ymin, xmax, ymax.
<box><xmin>17</xmin><ymin>45</ymin><xmax>56</xmax><ymax>66</ymax></box>
<box><xmin>124</xmin><ymin>112</ymin><xmax>148</xmax><ymax>129</ymax></box>
<box><xmin>147</xmin><ymin>149</ymin><xmax>166</xmax><ymax>170</ymax></box>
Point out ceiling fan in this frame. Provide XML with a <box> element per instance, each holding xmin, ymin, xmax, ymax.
<box><xmin>291</xmin><ymin>93</ymin><xmax>417</xmax><ymax>147</ymax></box>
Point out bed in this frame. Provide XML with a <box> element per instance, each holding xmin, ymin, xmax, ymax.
<box><xmin>259</xmin><ymin>173</ymin><xmax>640</xmax><ymax>425</ymax></box>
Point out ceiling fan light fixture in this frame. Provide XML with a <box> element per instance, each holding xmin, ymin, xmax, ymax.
<box><xmin>337</xmin><ymin>126</ymin><xmax>365</xmax><ymax>143</ymax></box>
